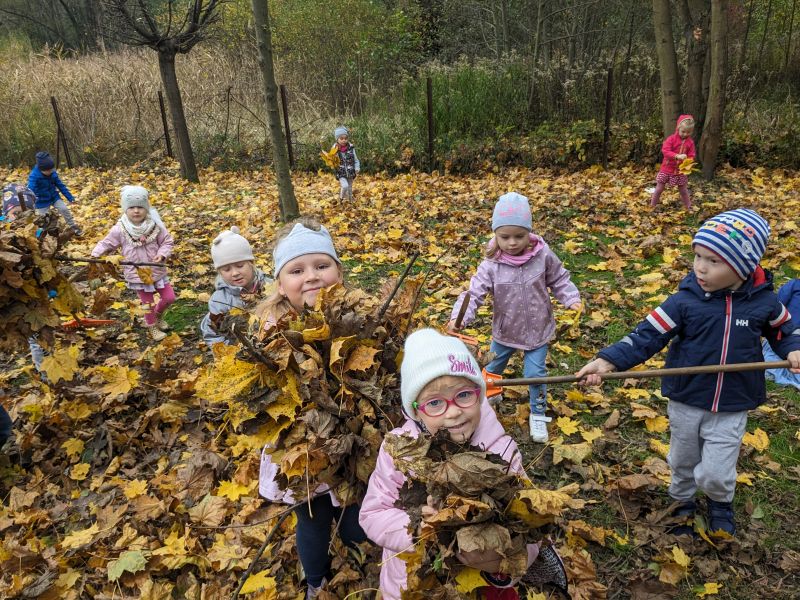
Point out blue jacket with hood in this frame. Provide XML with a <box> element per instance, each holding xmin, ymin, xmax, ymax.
<box><xmin>27</xmin><ymin>165</ymin><xmax>74</xmax><ymax>208</ymax></box>
<box><xmin>599</xmin><ymin>268</ymin><xmax>800</xmax><ymax>412</ymax></box>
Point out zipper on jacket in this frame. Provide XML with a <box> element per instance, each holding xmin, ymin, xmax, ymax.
<box><xmin>712</xmin><ymin>294</ymin><xmax>733</xmax><ymax>412</ymax></box>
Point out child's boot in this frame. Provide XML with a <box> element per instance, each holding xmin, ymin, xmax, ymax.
<box><xmin>146</xmin><ymin>323</ymin><xmax>167</xmax><ymax>342</ymax></box>
<box><xmin>707</xmin><ymin>498</ymin><xmax>735</xmax><ymax>536</ymax></box>
<box><xmin>667</xmin><ymin>499</ymin><xmax>696</xmax><ymax>537</ymax></box>
<box><xmin>306</xmin><ymin>578</ymin><xmax>327</xmax><ymax>600</ymax></box>
<box><xmin>155</xmin><ymin>316</ymin><xmax>171</xmax><ymax>331</ymax></box>
<box><xmin>528</xmin><ymin>414</ymin><xmax>551</xmax><ymax>443</ymax></box>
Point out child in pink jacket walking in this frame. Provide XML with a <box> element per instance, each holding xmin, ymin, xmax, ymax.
<box><xmin>448</xmin><ymin>192</ymin><xmax>581</xmax><ymax>443</ymax></box>
<box><xmin>650</xmin><ymin>114</ymin><xmax>696</xmax><ymax>208</ymax></box>
<box><xmin>359</xmin><ymin>329</ymin><xmax>568</xmax><ymax>599</ymax></box>
<box><xmin>91</xmin><ymin>185</ymin><xmax>175</xmax><ymax>341</ymax></box>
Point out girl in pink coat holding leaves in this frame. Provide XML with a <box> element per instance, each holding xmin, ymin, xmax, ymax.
<box><xmin>91</xmin><ymin>185</ymin><xmax>175</xmax><ymax>341</ymax></box>
<box><xmin>650</xmin><ymin>114</ymin><xmax>696</xmax><ymax>209</ymax></box>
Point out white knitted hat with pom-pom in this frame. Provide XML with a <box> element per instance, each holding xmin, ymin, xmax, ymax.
<box><xmin>211</xmin><ymin>226</ymin><xmax>255</xmax><ymax>269</ymax></box>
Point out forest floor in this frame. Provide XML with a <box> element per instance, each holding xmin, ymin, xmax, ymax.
<box><xmin>1</xmin><ymin>162</ymin><xmax>799</xmax><ymax>599</ymax></box>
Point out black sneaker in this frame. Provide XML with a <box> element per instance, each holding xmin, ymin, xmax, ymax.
<box><xmin>668</xmin><ymin>499</ymin><xmax>697</xmax><ymax>537</ymax></box>
<box><xmin>707</xmin><ymin>499</ymin><xmax>735</xmax><ymax>536</ymax></box>
<box><xmin>523</xmin><ymin>543</ymin><xmax>568</xmax><ymax>595</ymax></box>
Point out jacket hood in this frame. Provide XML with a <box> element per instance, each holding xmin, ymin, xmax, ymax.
<box><xmin>213</xmin><ymin>268</ymin><xmax>268</xmax><ymax>293</ymax></box>
<box><xmin>675</xmin><ymin>114</ymin><xmax>694</xmax><ymax>133</ymax></box>
<box><xmin>679</xmin><ymin>266</ymin><xmax>773</xmax><ymax>299</ymax></box>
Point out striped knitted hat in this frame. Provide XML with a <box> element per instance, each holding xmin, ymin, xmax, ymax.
<box><xmin>692</xmin><ymin>208</ymin><xmax>770</xmax><ymax>280</ymax></box>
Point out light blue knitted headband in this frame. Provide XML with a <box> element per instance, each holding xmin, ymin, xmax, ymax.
<box><xmin>273</xmin><ymin>223</ymin><xmax>340</xmax><ymax>277</ymax></box>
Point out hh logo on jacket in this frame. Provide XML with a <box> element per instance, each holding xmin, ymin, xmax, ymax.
<box><xmin>736</xmin><ymin>319</ymin><xmax>749</xmax><ymax>326</ymax></box>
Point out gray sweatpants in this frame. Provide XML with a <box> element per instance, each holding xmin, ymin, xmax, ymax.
<box><xmin>36</xmin><ymin>199</ymin><xmax>79</xmax><ymax>231</ymax></box>
<box><xmin>667</xmin><ymin>400</ymin><xmax>748</xmax><ymax>503</ymax></box>
<box><xmin>339</xmin><ymin>176</ymin><xmax>354</xmax><ymax>200</ymax></box>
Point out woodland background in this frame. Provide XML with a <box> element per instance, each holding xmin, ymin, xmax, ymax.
<box><xmin>0</xmin><ymin>0</ymin><xmax>798</xmax><ymax>174</ymax></box>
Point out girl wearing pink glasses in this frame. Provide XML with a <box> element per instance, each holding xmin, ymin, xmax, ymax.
<box><xmin>359</xmin><ymin>329</ymin><xmax>568</xmax><ymax>599</ymax></box>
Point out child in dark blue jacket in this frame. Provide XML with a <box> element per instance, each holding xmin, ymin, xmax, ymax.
<box><xmin>762</xmin><ymin>279</ymin><xmax>800</xmax><ymax>389</ymax></box>
<box><xmin>577</xmin><ymin>209</ymin><xmax>800</xmax><ymax>537</ymax></box>
<box><xmin>27</xmin><ymin>151</ymin><xmax>81</xmax><ymax>236</ymax></box>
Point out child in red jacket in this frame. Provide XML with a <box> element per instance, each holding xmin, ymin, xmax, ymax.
<box><xmin>650</xmin><ymin>114</ymin><xmax>696</xmax><ymax>209</ymax></box>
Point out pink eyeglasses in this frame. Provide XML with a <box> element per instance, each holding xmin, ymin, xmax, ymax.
<box><xmin>413</xmin><ymin>386</ymin><xmax>481</xmax><ymax>417</ymax></box>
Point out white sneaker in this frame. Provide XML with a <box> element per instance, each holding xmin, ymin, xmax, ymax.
<box><xmin>156</xmin><ymin>318</ymin><xmax>171</xmax><ymax>331</ymax></box>
<box><xmin>147</xmin><ymin>325</ymin><xmax>167</xmax><ymax>341</ymax></box>
<box><xmin>645</xmin><ymin>186</ymin><xmax>656</xmax><ymax>194</ymax></box>
<box><xmin>529</xmin><ymin>414</ymin><xmax>551</xmax><ymax>443</ymax></box>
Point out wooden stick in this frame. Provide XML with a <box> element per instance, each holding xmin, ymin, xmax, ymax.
<box><xmin>497</xmin><ymin>360</ymin><xmax>793</xmax><ymax>386</ymax></box>
<box><xmin>454</xmin><ymin>292</ymin><xmax>471</xmax><ymax>329</ymax></box>
<box><xmin>54</xmin><ymin>255</ymin><xmax>165</xmax><ymax>268</ymax></box>
<box><xmin>375</xmin><ymin>251</ymin><xmax>420</xmax><ymax>325</ymax></box>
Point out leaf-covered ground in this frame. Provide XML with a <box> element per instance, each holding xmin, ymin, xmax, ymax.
<box><xmin>1</xmin><ymin>162</ymin><xmax>799</xmax><ymax>599</ymax></box>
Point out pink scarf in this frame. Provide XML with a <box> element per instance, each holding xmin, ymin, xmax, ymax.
<box><xmin>487</xmin><ymin>233</ymin><xmax>539</xmax><ymax>266</ymax></box>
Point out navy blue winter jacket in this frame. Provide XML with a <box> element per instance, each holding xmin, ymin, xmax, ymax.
<box><xmin>27</xmin><ymin>165</ymin><xmax>74</xmax><ymax>209</ymax></box>
<box><xmin>599</xmin><ymin>268</ymin><xmax>800</xmax><ymax>412</ymax></box>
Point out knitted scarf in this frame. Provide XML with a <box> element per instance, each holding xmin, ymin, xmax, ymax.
<box><xmin>486</xmin><ymin>233</ymin><xmax>540</xmax><ymax>266</ymax></box>
<box><xmin>120</xmin><ymin>214</ymin><xmax>159</xmax><ymax>247</ymax></box>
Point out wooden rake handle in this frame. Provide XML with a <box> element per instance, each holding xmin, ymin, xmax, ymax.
<box><xmin>496</xmin><ymin>360</ymin><xmax>793</xmax><ymax>387</ymax></box>
<box><xmin>55</xmin><ymin>255</ymin><xmax>166</xmax><ymax>268</ymax></box>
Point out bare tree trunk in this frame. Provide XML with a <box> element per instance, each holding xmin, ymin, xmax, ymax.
<box><xmin>738</xmin><ymin>0</ymin><xmax>754</xmax><ymax>69</ymax></box>
<box><xmin>250</xmin><ymin>0</ymin><xmax>299</xmax><ymax>222</ymax></box>
<box><xmin>653</xmin><ymin>0</ymin><xmax>682</xmax><ymax>137</ymax></box>
<box><xmin>786</xmin><ymin>0</ymin><xmax>797</xmax><ymax>72</ymax></box>
<box><xmin>755</xmin><ymin>0</ymin><xmax>773</xmax><ymax>75</ymax></box>
<box><xmin>680</xmin><ymin>0</ymin><xmax>710</xmax><ymax>138</ymax></box>
<box><xmin>158</xmin><ymin>51</ymin><xmax>199</xmax><ymax>183</ymax></box>
<box><xmin>699</xmin><ymin>0</ymin><xmax>727</xmax><ymax>180</ymax></box>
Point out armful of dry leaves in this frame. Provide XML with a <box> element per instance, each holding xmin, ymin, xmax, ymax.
<box><xmin>384</xmin><ymin>431</ymin><xmax>585</xmax><ymax>596</ymax></box>
<box><xmin>196</xmin><ymin>278</ymin><xmax>423</xmax><ymax>506</ymax></box>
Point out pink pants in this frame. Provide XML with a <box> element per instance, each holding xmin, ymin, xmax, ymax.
<box><xmin>651</xmin><ymin>172</ymin><xmax>691</xmax><ymax>208</ymax></box>
<box><xmin>136</xmin><ymin>283</ymin><xmax>176</xmax><ymax>326</ymax></box>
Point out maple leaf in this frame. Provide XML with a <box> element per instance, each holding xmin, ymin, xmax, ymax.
<box><xmin>61</xmin><ymin>523</ymin><xmax>100</xmax><ymax>550</ymax></box>
<box><xmin>454</xmin><ymin>567</ymin><xmax>487</xmax><ymax>593</ymax></box>
<box><xmin>123</xmin><ymin>479</ymin><xmax>148</xmax><ymax>499</ymax></box>
<box><xmin>70</xmin><ymin>463</ymin><xmax>91</xmax><ymax>481</ymax></box>
<box><xmin>151</xmin><ymin>529</ymin><xmax>188</xmax><ymax>557</ymax></box>
<box><xmin>40</xmin><ymin>344</ymin><xmax>80</xmax><ymax>383</ymax></box>
<box><xmin>319</xmin><ymin>146</ymin><xmax>340</xmax><ymax>169</ymax></box>
<box><xmin>216</xmin><ymin>480</ymin><xmax>256</xmax><ymax>501</ymax></box>
<box><xmin>694</xmin><ymin>582</ymin><xmax>722</xmax><ymax>597</ymax></box>
<box><xmin>196</xmin><ymin>345</ymin><xmax>264</xmax><ymax>403</ymax></box>
<box><xmin>552</xmin><ymin>441</ymin><xmax>592</xmax><ymax>465</ymax></box>
<box><xmin>645</xmin><ymin>415</ymin><xmax>669</xmax><ymax>432</ymax></box>
<box><xmin>107</xmin><ymin>550</ymin><xmax>148</xmax><ymax>582</ymax></box>
<box><xmin>62</xmin><ymin>438</ymin><xmax>85</xmax><ymax>461</ymax></box>
<box><xmin>678</xmin><ymin>157</ymin><xmax>699</xmax><ymax>175</ymax></box>
<box><xmin>556</xmin><ymin>416</ymin><xmax>580</xmax><ymax>436</ymax></box>
<box><xmin>649</xmin><ymin>438</ymin><xmax>670</xmax><ymax>458</ymax></box>
<box><xmin>91</xmin><ymin>364</ymin><xmax>140</xmax><ymax>396</ymax></box>
<box><xmin>742</xmin><ymin>428</ymin><xmax>769</xmax><ymax>452</ymax></box>
<box><xmin>188</xmin><ymin>495</ymin><xmax>229</xmax><ymax>527</ymax></box>
<box><xmin>240</xmin><ymin>569</ymin><xmax>277</xmax><ymax>595</ymax></box>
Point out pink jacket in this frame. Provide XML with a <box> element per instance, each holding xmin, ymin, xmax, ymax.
<box><xmin>359</xmin><ymin>401</ymin><xmax>538</xmax><ymax>600</ymax></box>
<box><xmin>91</xmin><ymin>222</ymin><xmax>174</xmax><ymax>285</ymax></box>
<box><xmin>451</xmin><ymin>235</ymin><xmax>580</xmax><ymax>351</ymax></box>
<box><xmin>659</xmin><ymin>114</ymin><xmax>696</xmax><ymax>175</ymax></box>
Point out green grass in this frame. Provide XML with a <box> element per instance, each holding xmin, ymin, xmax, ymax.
<box><xmin>163</xmin><ymin>299</ymin><xmax>208</xmax><ymax>332</ymax></box>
